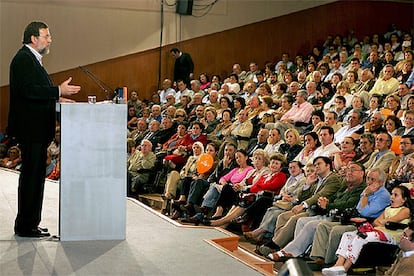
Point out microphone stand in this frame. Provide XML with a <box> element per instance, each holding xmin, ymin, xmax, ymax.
<box><xmin>78</xmin><ymin>66</ymin><xmax>116</xmax><ymax>101</ymax></box>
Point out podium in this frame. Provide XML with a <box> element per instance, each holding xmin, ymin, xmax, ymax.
<box><xmin>59</xmin><ymin>103</ymin><xmax>127</xmax><ymax>241</ymax></box>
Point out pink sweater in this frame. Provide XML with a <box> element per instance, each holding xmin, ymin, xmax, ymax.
<box><xmin>220</xmin><ymin>166</ymin><xmax>254</xmax><ymax>184</ymax></box>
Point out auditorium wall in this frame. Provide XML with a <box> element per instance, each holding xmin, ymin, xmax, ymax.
<box><xmin>0</xmin><ymin>0</ymin><xmax>413</xmax><ymax>133</ymax></box>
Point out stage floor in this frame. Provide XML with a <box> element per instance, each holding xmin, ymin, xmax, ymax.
<box><xmin>0</xmin><ymin>168</ymin><xmax>264</xmax><ymax>275</ymax></box>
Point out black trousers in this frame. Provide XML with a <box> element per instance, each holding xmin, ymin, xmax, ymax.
<box><xmin>14</xmin><ymin>142</ymin><xmax>48</xmax><ymax>233</ymax></box>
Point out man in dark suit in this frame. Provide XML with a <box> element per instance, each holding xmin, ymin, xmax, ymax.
<box><xmin>170</xmin><ymin>48</ymin><xmax>194</xmax><ymax>87</ymax></box>
<box><xmin>246</xmin><ymin>128</ymin><xmax>268</xmax><ymax>156</ymax></box>
<box><xmin>8</xmin><ymin>22</ymin><xmax>80</xmax><ymax>237</ymax></box>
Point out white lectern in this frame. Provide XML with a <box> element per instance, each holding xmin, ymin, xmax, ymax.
<box><xmin>59</xmin><ymin>103</ymin><xmax>126</xmax><ymax>241</ymax></box>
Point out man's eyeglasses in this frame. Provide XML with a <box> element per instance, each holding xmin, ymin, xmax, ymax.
<box><xmin>401</xmin><ymin>231</ymin><xmax>411</xmax><ymax>240</ymax></box>
<box><xmin>37</xmin><ymin>35</ymin><xmax>52</xmax><ymax>40</ymax></box>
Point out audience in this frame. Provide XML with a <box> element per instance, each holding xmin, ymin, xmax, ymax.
<box><xmin>3</xmin><ymin>23</ymin><xmax>414</xmax><ymax>275</ymax></box>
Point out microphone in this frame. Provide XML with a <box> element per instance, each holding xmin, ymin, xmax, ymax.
<box><xmin>78</xmin><ymin>66</ymin><xmax>116</xmax><ymax>100</ymax></box>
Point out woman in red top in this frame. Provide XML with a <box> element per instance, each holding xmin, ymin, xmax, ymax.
<box><xmin>209</xmin><ymin>153</ymin><xmax>287</xmax><ymax>227</ymax></box>
<box><xmin>164</xmin><ymin>121</ymin><xmax>207</xmax><ymax>168</ymax></box>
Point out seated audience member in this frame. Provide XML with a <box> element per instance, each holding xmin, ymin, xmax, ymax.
<box><xmin>164</xmin><ymin>142</ymin><xmax>204</xmax><ymax>219</ymax></box>
<box><xmin>127</xmin><ymin>105</ymin><xmax>138</xmax><ymax>132</ymax></box>
<box><xmin>334</xmin><ymin>109</ymin><xmax>364</xmax><ymax>144</ymax></box>
<box><xmin>245</xmin><ymin>163</ymin><xmax>313</xmax><ymax>244</ymax></box>
<box><xmin>397</xmin><ymin>110</ymin><xmax>414</xmax><ymax>136</ymax></box>
<box><xmin>142</xmin><ymin>119</ymin><xmax>161</xmax><ymax>149</ymax></box>
<box><xmin>208</xmin><ymin>109</ymin><xmax>233</xmax><ymax>149</ymax></box>
<box><xmin>0</xmin><ymin>145</ymin><xmax>22</xmax><ymax>170</ymax></box>
<box><xmin>154</xmin><ymin>122</ymin><xmax>188</xmax><ymax>169</ymax></box>
<box><xmin>224</xmin><ymin>73</ymin><xmax>241</xmax><ymax>94</ymax></box>
<box><xmin>333</xmin><ymin>81</ymin><xmax>354</xmax><ymax>109</ymax></box>
<box><xmin>389</xmin><ymin>135</ymin><xmax>414</xmax><ymax>186</ymax></box>
<box><xmin>199</xmin><ymin>107</ymin><xmax>219</xmax><ymax>135</ymax></box>
<box><xmin>161</xmin><ymin>95</ymin><xmax>176</xmax><ymax>114</ymax></box>
<box><xmin>333</xmin><ymin>136</ymin><xmax>357</xmax><ymax>175</ymax></box>
<box><xmin>221</xmin><ymin>109</ymin><xmax>253</xmax><ymax>151</ymax></box>
<box><xmin>198</xmin><ymin>73</ymin><xmax>211</xmax><ymax>91</ymax></box>
<box><xmin>244</xmin><ymin>96</ymin><xmax>263</xmax><ymax>132</ymax></box>
<box><xmin>396</xmin><ymin>87</ymin><xmax>413</xmax><ymax>118</ymax></box>
<box><xmin>303</xmin><ymin>110</ymin><xmax>325</xmax><ymax>134</ymax></box>
<box><xmin>128</xmin><ymin>90</ymin><xmax>143</xmax><ymax>116</ymax></box>
<box><xmin>279</xmin><ymin>128</ymin><xmax>304</xmax><ymax>163</ymax></box>
<box><xmin>149</xmin><ymin>104</ymin><xmax>162</xmax><ymax>123</ymax></box>
<box><xmin>382</xmin><ymin>94</ymin><xmax>401</xmax><ymax>117</ymax></box>
<box><xmin>309</xmin><ymin>167</ymin><xmax>391</xmax><ymax>266</ymax></box>
<box><xmin>384</xmin><ymin>221</ymin><xmax>414</xmax><ymax>276</ymax></box>
<box><xmin>385</xmin><ymin>115</ymin><xmax>403</xmax><ymax>137</ymax></box>
<box><xmin>232</xmin><ymin>96</ymin><xmax>246</xmax><ymax>117</ymax></box>
<box><xmin>353</xmin><ymin>69</ymin><xmax>375</xmax><ymax>108</ymax></box>
<box><xmin>257</xmin><ymin>156</ymin><xmax>342</xmax><ymax>255</ymax></box>
<box><xmin>154</xmin><ymin>116</ymin><xmax>176</xmax><ymax>148</ymax></box>
<box><xmin>369</xmin><ymin>64</ymin><xmax>400</xmax><ymax>96</ymax></box>
<box><xmin>322</xmin><ymin>185</ymin><xmax>412</xmax><ymax>276</ymax></box>
<box><xmin>363</xmin><ymin>111</ymin><xmax>386</xmax><ymax>134</ymax></box>
<box><xmin>264</xmin><ymin>128</ymin><xmax>284</xmax><ymax>157</ymax></box>
<box><xmin>364</xmin><ymin>132</ymin><xmax>396</xmax><ymax>172</ymax></box>
<box><xmin>186</xmin><ymin>143</ymin><xmax>238</xmax><ymax>220</ymax></box>
<box><xmin>232</xmin><ymin>63</ymin><xmax>247</xmax><ymax>84</ymax></box>
<box><xmin>130</xmin><ymin>118</ymin><xmax>148</xmax><ymax>145</ymax></box>
<box><xmin>164</xmin><ymin>121</ymin><xmax>207</xmax><ymax>168</ymax></box>
<box><xmin>204</xmin><ymin>90</ymin><xmax>220</xmax><ymax>110</ymax></box>
<box><xmin>354</xmin><ymin>133</ymin><xmax>375</xmax><ymax>164</ymax></box>
<box><xmin>216</xmin><ymin>96</ymin><xmax>232</xmax><ymax>119</ymax></box>
<box><xmin>268</xmin><ymin>162</ymin><xmax>366</xmax><ymax>261</ymax></box>
<box><xmin>342</xmin><ymin>95</ymin><xmax>366</xmax><ymax>123</ymax></box>
<box><xmin>127</xmin><ymin>139</ymin><xmax>156</xmax><ymax>195</ymax></box>
<box><xmin>274</xmin><ymin>90</ymin><xmax>314</xmax><ymax>135</ymax></box>
<box><xmin>294</xmin><ymin>132</ymin><xmax>321</xmax><ymax>165</ymax></box>
<box><xmin>187</xmin><ymin>97</ymin><xmax>204</xmax><ymax>122</ymax></box>
<box><xmin>246</xmin><ymin>128</ymin><xmax>269</xmax><ymax>157</ymax></box>
<box><xmin>272</xmin><ymin>94</ymin><xmax>293</xmax><ymax>121</ymax></box>
<box><xmin>311</xmin><ymin>126</ymin><xmax>340</xmax><ymax>161</ymax></box>
<box><xmin>208</xmin><ymin>153</ymin><xmax>287</xmax><ymax>227</ymax></box>
<box><xmin>179</xmin><ymin>143</ymin><xmax>219</xmax><ymax>217</ymax></box>
<box><xmin>240</xmin><ymin>81</ymin><xmax>257</xmax><ymax>101</ymax></box>
<box><xmin>201</xmin><ymin>150</ymin><xmax>270</xmax><ymax>223</ymax></box>
<box><xmin>159</xmin><ymin>78</ymin><xmax>176</xmax><ymax>104</ymax></box>
<box><xmin>345</xmin><ymin>70</ymin><xmax>359</xmax><ymax>94</ymax></box>
<box><xmin>173</xmin><ymin>108</ymin><xmax>188</xmax><ymax>124</ymax></box>
<box><xmin>258</xmin><ymin>96</ymin><xmax>275</xmax><ymax>128</ymax></box>
<box><xmin>201</xmin><ymin>149</ymin><xmax>254</xmax><ymax>220</ymax></box>
<box><xmin>271</xmin><ymin>82</ymin><xmax>288</xmax><ymax>106</ymax></box>
<box><xmin>314</xmin><ymin>111</ymin><xmax>341</xmax><ymax>134</ymax></box>
<box><xmin>362</xmin><ymin>94</ymin><xmax>382</xmax><ymax>124</ymax></box>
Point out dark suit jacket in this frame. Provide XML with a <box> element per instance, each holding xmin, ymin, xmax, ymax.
<box><xmin>303</xmin><ymin>172</ymin><xmax>342</xmax><ymax>207</ymax></box>
<box><xmin>246</xmin><ymin>139</ymin><xmax>267</xmax><ymax>156</ymax></box>
<box><xmin>396</xmin><ymin>127</ymin><xmax>414</xmax><ymax>136</ymax></box>
<box><xmin>8</xmin><ymin>46</ymin><xmax>59</xmax><ymax>144</ymax></box>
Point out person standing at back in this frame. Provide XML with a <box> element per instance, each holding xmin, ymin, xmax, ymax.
<box><xmin>8</xmin><ymin>21</ymin><xmax>80</xmax><ymax>237</ymax></box>
<box><xmin>170</xmin><ymin>48</ymin><xmax>194</xmax><ymax>87</ymax></box>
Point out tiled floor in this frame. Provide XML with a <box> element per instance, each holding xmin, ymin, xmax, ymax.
<box><xmin>0</xmin><ymin>169</ymin><xmax>266</xmax><ymax>275</ymax></box>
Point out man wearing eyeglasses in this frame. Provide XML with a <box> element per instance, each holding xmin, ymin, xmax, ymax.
<box><xmin>397</xmin><ymin>110</ymin><xmax>414</xmax><ymax>136</ymax></box>
<box><xmin>390</xmin><ymin>135</ymin><xmax>414</xmax><ymax>185</ymax></box>
<box><xmin>385</xmin><ymin>221</ymin><xmax>414</xmax><ymax>276</ymax></box>
<box><xmin>364</xmin><ymin>132</ymin><xmax>396</xmax><ymax>172</ymax></box>
<box><xmin>9</xmin><ymin>22</ymin><xmax>80</xmax><ymax>238</ymax></box>
<box><xmin>309</xmin><ymin>168</ymin><xmax>390</xmax><ymax>267</ymax></box>
<box><xmin>267</xmin><ymin>162</ymin><xmax>367</xmax><ymax>262</ymax></box>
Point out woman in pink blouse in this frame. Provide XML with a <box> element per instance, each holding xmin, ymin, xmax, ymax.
<box><xmin>205</xmin><ymin>149</ymin><xmax>254</xmax><ymax>221</ymax></box>
<box><xmin>207</xmin><ymin>153</ymin><xmax>287</xmax><ymax>227</ymax></box>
